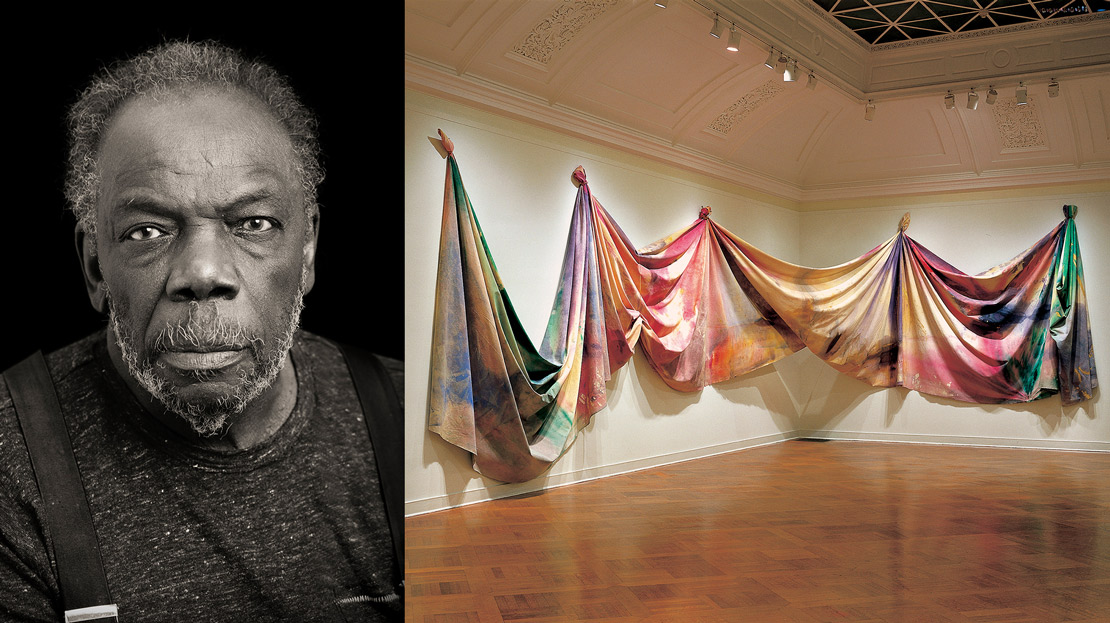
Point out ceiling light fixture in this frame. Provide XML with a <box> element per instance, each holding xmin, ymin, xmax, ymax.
<box><xmin>726</xmin><ymin>27</ymin><xmax>741</xmax><ymax>52</ymax></box>
<box><xmin>764</xmin><ymin>48</ymin><xmax>777</xmax><ymax>69</ymax></box>
<box><xmin>1048</xmin><ymin>78</ymin><xmax>1059</xmax><ymax>97</ymax></box>
<box><xmin>864</xmin><ymin>100</ymin><xmax>876</xmax><ymax>121</ymax></box>
<box><xmin>710</xmin><ymin>15</ymin><xmax>724</xmax><ymax>39</ymax></box>
<box><xmin>986</xmin><ymin>86</ymin><xmax>997</xmax><ymax>105</ymax></box>
<box><xmin>654</xmin><ymin>1</ymin><xmax>668</xmax><ymax>7</ymax></box>
<box><xmin>967</xmin><ymin>88</ymin><xmax>979</xmax><ymax>110</ymax></box>
<box><xmin>1016</xmin><ymin>81</ymin><xmax>1028</xmax><ymax>105</ymax></box>
<box><xmin>806</xmin><ymin>72</ymin><xmax>817</xmax><ymax>90</ymax></box>
<box><xmin>944</xmin><ymin>90</ymin><xmax>955</xmax><ymax>109</ymax></box>
<box><xmin>783</xmin><ymin>58</ymin><xmax>797</xmax><ymax>82</ymax></box>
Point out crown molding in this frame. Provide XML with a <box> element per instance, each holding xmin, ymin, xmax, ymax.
<box><xmin>405</xmin><ymin>56</ymin><xmax>805</xmax><ymax>202</ymax></box>
<box><xmin>407</xmin><ymin>56</ymin><xmax>1109</xmax><ymax>206</ymax></box>
<box><xmin>795</xmin><ymin>163</ymin><xmax>1110</xmax><ymax>204</ymax></box>
<box><xmin>871</xmin><ymin>11</ymin><xmax>1110</xmax><ymax>51</ymax></box>
<box><xmin>694</xmin><ymin>0</ymin><xmax>1110</xmax><ymax>100</ymax></box>
<box><xmin>865</xmin><ymin>18</ymin><xmax>1110</xmax><ymax>97</ymax></box>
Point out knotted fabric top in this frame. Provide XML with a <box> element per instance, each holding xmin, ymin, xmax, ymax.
<box><xmin>438</xmin><ymin>129</ymin><xmax>454</xmax><ymax>156</ymax></box>
<box><xmin>572</xmin><ymin>166</ymin><xmax>587</xmax><ymax>187</ymax></box>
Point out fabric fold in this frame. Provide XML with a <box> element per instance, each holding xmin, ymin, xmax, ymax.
<box><xmin>428</xmin><ymin>148</ymin><xmax>1098</xmax><ymax>483</ymax></box>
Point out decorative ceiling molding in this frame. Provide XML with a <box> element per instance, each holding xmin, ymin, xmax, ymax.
<box><xmin>405</xmin><ymin>58</ymin><xmax>803</xmax><ymax>201</ymax></box>
<box><xmin>791</xmin><ymin>0</ymin><xmax>873</xmax><ymax>51</ymax></box>
<box><xmin>705</xmin><ymin>79</ymin><xmax>785</xmax><ymax>136</ymax></box>
<box><xmin>511</xmin><ymin>0</ymin><xmax>618</xmax><ymax>66</ymax></box>
<box><xmin>795</xmin><ymin>164</ymin><xmax>1109</xmax><ymax>203</ymax></box>
<box><xmin>708</xmin><ymin>0</ymin><xmax>872</xmax><ymax>99</ymax></box>
<box><xmin>810</xmin><ymin>0</ymin><xmax>1110</xmax><ymax>46</ymax></box>
<box><xmin>993</xmin><ymin>97</ymin><xmax>1048</xmax><ymax>150</ymax></box>
<box><xmin>706</xmin><ymin>0</ymin><xmax>1110</xmax><ymax>99</ymax></box>
<box><xmin>865</xmin><ymin>21</ymin><xmax>1110</xmax><ymax>97</ymax></box>
<box><xmin>873</xmin><ymin>12</ymin><xmax>1110</xmax><ymax>50</ymax></box>
<box><xmin>407</xmin><ymin>57</ymin><xmax>1108</xmax><ymax>206</ymax></box>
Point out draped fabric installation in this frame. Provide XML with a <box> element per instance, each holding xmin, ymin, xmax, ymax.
<box><xmin>427</xmin><ymin>134</ymin><xmax>1098</xmax><ymax>484</ymax></box>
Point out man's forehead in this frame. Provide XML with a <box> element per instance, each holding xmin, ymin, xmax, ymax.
<box><xmin>97</xmin><ymin>90</ymin><xmax>296</xmax><ymax>181</ymax></box>
<box><xmin>99</xmin><ymin>89</ymin><xmax>293</xmax><ymax>164</ymax></box>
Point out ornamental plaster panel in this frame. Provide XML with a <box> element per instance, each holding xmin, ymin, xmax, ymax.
<box><xmin>993</xmin><ymin>97</ymin><xmax>1048</xmax><ymax>151</ymax></box>
<box><xmin>511</xmin><ymin>0</ymin><xmax>618</xmax><ymax>66</ymax></box>
<box><xmin>705</xmin><ymin>79</ymin><xmax>785</xmax><ymax>136</ymax></box>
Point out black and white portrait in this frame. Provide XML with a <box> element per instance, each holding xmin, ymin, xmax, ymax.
<box><xmin>1</xmin><ymin>19</ymin><xmax>403</xmax><ymax>623</ymax></box>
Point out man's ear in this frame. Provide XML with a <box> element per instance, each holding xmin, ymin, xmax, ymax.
<box><xmin>302</xmin><ymin>210</ymin><xmax>319</xmax><ymax>295</ymax></box>
<box><xmin>75</xmin><ymin>226</ymin><xmax>108</xmax><ymax>314</ymax></box>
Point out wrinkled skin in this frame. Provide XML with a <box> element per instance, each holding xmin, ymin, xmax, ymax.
<box><xmin>77</xmin><ymin>88</ymin><xmax>318</xmax><ymax>449</ymax></box>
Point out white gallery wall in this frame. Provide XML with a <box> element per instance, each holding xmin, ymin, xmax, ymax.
<box><xmin>405</xmin><ymin>89</ymin><xmax>1108</xmax><ymax>516</ymax></box>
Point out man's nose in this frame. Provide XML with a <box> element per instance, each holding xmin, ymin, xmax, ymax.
<box><xmin>166</xmin><ymin>227</ymin><xmax>240</xmax><ymax>301</ymax></box>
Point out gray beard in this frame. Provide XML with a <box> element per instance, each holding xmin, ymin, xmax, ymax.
<box><xmin>107</xmin><ymin>271</ymin><xmax>306</xmax><ymax>438</ymax></box>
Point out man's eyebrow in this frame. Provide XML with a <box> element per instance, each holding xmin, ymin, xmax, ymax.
<box><xmin>224</xmin><ymin>189</ymin><xmax>279</xmax><ymax>211</ymax></box>
<box><xmin>109</xmin><ymin>188</ymin><xmax>281</xmax><ymax>216</ymax></box>
<box><xmin>110</xmin><ymin>196</ymin><xmax>173</xmax><ymax>216</ymax></box>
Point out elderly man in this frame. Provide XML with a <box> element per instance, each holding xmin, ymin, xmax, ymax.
<box><xmin>0</xmin><ymin>41</ymin><xmax>402</xmax><ymax>622</ymax></box>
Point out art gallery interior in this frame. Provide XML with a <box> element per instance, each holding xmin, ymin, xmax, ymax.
<box><xmin>404</xmin><ymin>0</ymin><xmax>1109</xmax><ymax>619</ymax></box>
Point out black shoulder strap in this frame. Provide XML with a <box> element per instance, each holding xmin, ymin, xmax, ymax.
<box><xmin>337</xmin><ymin>343</ymin><xmax>404</xmax><ymax>586</ymax></box>
<box><xmin>4</xmin><ymin>351</ymin><xmax>118</xmax><ymax>622</ymax></box>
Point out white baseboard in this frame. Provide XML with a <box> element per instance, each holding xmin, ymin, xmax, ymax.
<box><xmin>404</xmin><ymin>431</ymin><xmax>803</xmax><ymax>516</ymax></box>
<box><xmin>796</xmin><ymin>429</ymin><xmax>1110</xmax><ymax>452</ymax></box>
<box><xmin>406</xmin><ymin>430</ymin><xmax>1108</xmax><ymax>516</ymax></box>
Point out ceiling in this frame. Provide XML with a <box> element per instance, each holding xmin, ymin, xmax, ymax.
<box><xmin>813</xmin><ymin>0</ymin><xmax>1110</xmax><ymax>44</ymax></box>
<box><xmin>404</xmin><ymin>0</ymin><xmax>1110</xmax><ymax>202</ymax></box>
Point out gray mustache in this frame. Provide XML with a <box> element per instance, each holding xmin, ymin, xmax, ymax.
<box><xmin>152</xmin><ymin>304</ymin><xmax>261</xmax><ymax>353</ymax></box>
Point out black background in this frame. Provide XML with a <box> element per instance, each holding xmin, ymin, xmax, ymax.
<box><xmin>1</xmin><ymin>18</ymin><xmax>403</xmax><ymax>370</ymax></box>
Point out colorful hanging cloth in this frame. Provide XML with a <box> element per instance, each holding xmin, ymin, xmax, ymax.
<box><xmin>427</xmin><ymin>132</ymin><xmax>1097</xmax><ymax>483</ymax></box>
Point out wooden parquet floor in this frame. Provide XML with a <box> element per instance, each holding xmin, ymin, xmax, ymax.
<box><xmin>406</xmin><ymin>440</ymin><xmax>1110</xmax><ymax>622</ymax></box>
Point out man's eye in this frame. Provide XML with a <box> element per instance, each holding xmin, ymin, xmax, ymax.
<box><xmin>238</xmin><ymin>217</ymin><xmax>276</xmax><ymax>233</ymax></box>
<box><xmin>126</xmin><ymin>226</ymin><xmax>167</xmax><ymax>241</ymax></box>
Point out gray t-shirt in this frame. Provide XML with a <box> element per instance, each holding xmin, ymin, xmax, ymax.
<box><xmin>0</xmin><ymin>330</ymin><xmax>402</xmax><ymax>622</ymax></box>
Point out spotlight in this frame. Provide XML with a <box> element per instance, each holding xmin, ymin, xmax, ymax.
<box><xmin>985</xmin><ymin>86</ymin><xmax>997</xmax><ymax>105</ymax></box>
<box><xmin>1048</xmin><ymin>78</ymin><xmax>1059</xmax><ymax>97</ymax></box>
<box><xmin>764</xmin><ymin>47</ymin><xmax>777</xmax><ymax>69</ymax></box>
<box><xmin>944</xmin><ymin>90</ymin><xmax>955</xmax><ymax>109</ymax></box>
<box><xmin>654</xmin><ymin>1</ymin><xmax>667</xmax><ymax>7</ymax></box>
<box><xmin>967</xmin><ymin>88</ymin><xmax>979</xmax><ymax>110</ymax></box>
<box><xmin>806</xmin><ymin>72</ymin><xmax>817</xmax><ymax>90</ymax></box>
<box><xmin>864</xmin><ymin>100</ymin><xmax>876</xmax><ymax>121</ymax></box>
<box><xmin>784</xmin><ymin>58</ymin><xmax>797</xmax><ymax>82</ymax></box>
<box><xmin>726</xmin><ymin>27</ymin><xmax>741</xmax><ymax>52</ymax></box>
<box><xmin>710</xmin><ymin>15</ymin><xmax>724</xmax><ymax>39</ymax></box>
<box><xmin>1016</xmin><ymin>81</ymin><xmax>1028</xmax><ymax>105</ymax></box>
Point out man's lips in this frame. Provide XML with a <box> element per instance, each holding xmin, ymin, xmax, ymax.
<box><xmin>158</xmin><ymin>349</ymin><xmax>246</xmax><ymax>371</ymax></box>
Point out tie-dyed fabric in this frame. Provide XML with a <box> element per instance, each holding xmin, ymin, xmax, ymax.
<box><xmin>428</xmin><ymin>143</ymin><xmax>1097</xmax><ymax>483</ymax></box>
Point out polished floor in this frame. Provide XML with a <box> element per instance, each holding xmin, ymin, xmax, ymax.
<box><xmin>406</xmin><ymin>440</ymin><xmax>1110</xmax><ymax>622</ymax></box>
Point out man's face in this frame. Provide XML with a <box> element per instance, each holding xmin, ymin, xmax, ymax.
<box><xmin>88</xmin><ymin>89</ymin><xmax>316</xmax><ymax>436</ymax></box>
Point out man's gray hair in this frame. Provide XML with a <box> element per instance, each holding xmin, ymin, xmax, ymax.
<box><xmin>66</xmin><ymin>40</ymin><xmax>323</xmax><ymax>237</ymax></box>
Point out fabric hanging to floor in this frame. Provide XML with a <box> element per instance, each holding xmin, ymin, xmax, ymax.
<box><xmin>427</xmin><ymin>133</ymin><xmax>1098</xmax><ymax>484</ymax></box>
